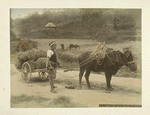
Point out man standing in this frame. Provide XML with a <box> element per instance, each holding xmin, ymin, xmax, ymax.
<box><xmin>60</xmin><ymin>43</ymin><xmax>64</xmax><ymax>51</ymax></box>
<box><xmin>47</xmin><ymin>41</ymin><xmax>60</xmax><ymax>93</ymax></box>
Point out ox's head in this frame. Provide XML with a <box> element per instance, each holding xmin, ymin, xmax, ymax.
<box><xmin>123</xmin><ymin>48</ymin><xmax>137</xmax><ymax>71</ymax></box>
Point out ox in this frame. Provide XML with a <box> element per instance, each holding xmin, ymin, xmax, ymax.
<box><xmin>78</xmin><ymin>48</ymin><xmax>137</xmax><ymax>93</ymax></box>
<box><xmin>69</xmin><ymin>44</ymin><xmax>80</xmax><ymax>50</ymax></box>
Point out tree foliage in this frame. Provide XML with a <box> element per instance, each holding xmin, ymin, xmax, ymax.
<box><xmin>18</xmin><ymin>40</ymin><xmax>33</xmax><ymax>51</ymax></box>
<box><xmin>10</xmin><ymin>16</ymin><xmax>18</xmax><ymax>41</ymax></box>
<box><xmin>13</xmin><ymin>9</ymin><xmax>141</xmax><ymax>42</ymax></box>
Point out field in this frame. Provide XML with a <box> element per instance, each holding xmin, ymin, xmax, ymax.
<box><xmin>10</xmin><ymin>39</ymin><xmax>141</xmax><ymax>108</ymax></box>
<box><xmin>31</xmin><ymin>39</ymin><xmax>141</xmax><ymax>78</ymax></box>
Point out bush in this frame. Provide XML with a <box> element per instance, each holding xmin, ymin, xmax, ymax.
<box><xmin>10</xmin><ymin>41</ymin><xmax>19</xmax><ymax>54</ymax></box>
<box><xmin>10</xmin><ymin>30</ymin><xmax>18</xmax><ymax>41</ymax></box>
<box><xmin>57</xmin><ymin>51</ymin><xmax>78</xmax><ymax>63</ymax></box>
<box><xmin>18</xmin><ymin>40</ymin><xmax>33</xmax><ymax>52</ymax></box>
<box><xmin>115</xmin><ymin>66</ymin><xmax>141</xmax><ymax>78</ymax></box>
<box><xmin>10</xmin><ymin>39</ymin><xmax>38</xmax><ymax>54</ymax></box>
<box><xmin>27</xmin><ymin>39</ymin><xmax>38</xmax><ymax>49</ymax></box>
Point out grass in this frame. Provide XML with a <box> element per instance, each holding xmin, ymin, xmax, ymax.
<box><xmin>30</xmin><ymin>38</ymin><xmax>97</xmax><ymax>50</ymax></box>
<box><xmin>11</xmin><ymin>94</ymin><xmax>87</xmax><ymax>108</ymax></box>
<box><xmin>57</xmin><ymin>50</ymin><xmax>78</xmax><ymax>63</ymax></box>
<box><xmin>11</xmin><ymin>94</ymin><xmax>50</xmax><ymax>104</ymax></box>
<box><xmin>51</xmin><ymin>96</ymin><xmax>87</xmax><ymax>108</ymax></box>
<box><xmin>115</xmin><ymin>66</ymin><xmax>141</xmax><ymax>78</ymax></box>
<box><xmin>52</xmin><ymin>96</ymin><xmax>71</xmax><ymax>107</ymax></box>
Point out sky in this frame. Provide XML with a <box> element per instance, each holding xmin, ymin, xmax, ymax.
<box><xmin>11</xmin><ymin>9</ymin><xmax>43</xmax><ymax>19</ymax></box>
<box><xmin>10</xmin><ymin>8</ymin><xmax>72</xmax><ymax>19</ymax></box>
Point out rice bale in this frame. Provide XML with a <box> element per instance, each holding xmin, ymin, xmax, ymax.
<box><xmin>36</xmin><ymin>58</ymin><xmax>47</xmax><ymax>69</ymax></box>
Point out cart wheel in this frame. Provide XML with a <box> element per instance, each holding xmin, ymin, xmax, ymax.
<box><xmin>38</xmin><ymin>72</ymin><xmax>48</xmax><ymax>80</ymax></box>
<box><xmin>21</xmin><ymin>62</ymin><xmax>31</xmax><ymax>83</ymax></box>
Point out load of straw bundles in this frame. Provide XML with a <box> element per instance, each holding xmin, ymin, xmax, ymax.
<box><xmin>15</xmin><ymin>49</ymin><xmax>47</xmax><ymax>69</ymax></box>
<box><xmin>28</xmin><ymin>60</ymin><xmax>37</xmax><ymax>70</ymax></box>
<box><xmin>36</xmin><ymin>58</ymin><xmax>47</xmax><ymax>69</ymax></box>
<box><xmin>27</xmin><ymin>49</ymin><xmax>47</xmax><ymax>61</ymax></box>
<box><xmin>15</xmin><ymin>52</ymin><xmax>29</xmax><ymax>69</ymax></box>
<box><xmin>91</xmin><ymin>42</ymin><xmax>107</xmax><ymax>59</ymax></box>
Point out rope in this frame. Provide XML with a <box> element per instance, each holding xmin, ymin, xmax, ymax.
<box><xmin>105</xmin><ymin>51</ymin><xmax>136</xmax><ymax>71</ymax></box>
<box><xmin>79</xmin><ymin>57</ymin><xmax>96</xmax><ymax>67</ymax></box>
<box><xmin>79</xmin><ymin>57</ymin><xmax>93</xmax><ymax>65</ymax></box>
<box><xmin>79</xmin><ymin>42</ymin><xmax>106</xmax><ymax>67</ymax></box>
<box><xmin>106</xmin><ymin>54</ymin><xmax>118</xmax><ymax>69</ymax></box>
<box><xmin>97</xmin><ymin>58</ymin><xmax>105</xmax><ymax>65</ymax></box>
<box><xmin>56</xmin><ymin>71</ymin><xmax>78</xmax><ymax>78</ymax></box>
<box><xmin>106</xmin><ymin>53</ymin><xmax>128</xmax><ymax>65</ymax></box>
<box><xmin>58</xmin><ymin>58</ymin><xmax>94</xmax><ymax>78</ymax></box>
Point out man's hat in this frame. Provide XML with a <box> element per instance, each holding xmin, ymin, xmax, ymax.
<box><xmin>49</xmin><ymin>41</ymin><xmax>56</xmax><ymax>47</ymax></box>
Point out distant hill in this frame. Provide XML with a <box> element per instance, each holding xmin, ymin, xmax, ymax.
<box><xmin>13</xmin><ymin>9</ymin><xmax>141</xmax><ymax>43</ymax></box>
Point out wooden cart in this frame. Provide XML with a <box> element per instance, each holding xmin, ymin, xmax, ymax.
<box><xmin>21</xmin><ymin>62</ymin><xmax>48</xmax><ymax>83</ymax></box>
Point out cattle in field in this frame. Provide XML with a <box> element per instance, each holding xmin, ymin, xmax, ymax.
<box><xmin>69</xmin><ymin>44</ymin><xmax>80</xmax><ymax>50</ymax></box>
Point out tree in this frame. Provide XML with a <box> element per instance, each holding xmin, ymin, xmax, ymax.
<box><xmin>10</xmin><ymin>10</ymin><xmax>18</xmax><ymax>41</ymax></box>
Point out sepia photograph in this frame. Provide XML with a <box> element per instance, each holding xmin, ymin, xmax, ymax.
<box><xmin>10</xmin><ymin>8</ymin><xmax>141</xmax><ymax>108</ymax></box>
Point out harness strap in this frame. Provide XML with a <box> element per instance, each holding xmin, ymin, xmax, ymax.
<box><xmin>106</xmin><ymin>55</ymin><xmax>118</xmax><ymax>69</ymax></box>
<box><xmin>116</xmin><ymin>51</ymin><xmax>118</xmax><ymax>62</ymax></box>
<box><xmin>106</xmin><ymin>51</ymin><xmax>130</xmax><ymax>69</ymax></box>
<box><xmin>120</xmin><ymin>55</ymin><xmax>128</xmax><ymax>66</ymax></box>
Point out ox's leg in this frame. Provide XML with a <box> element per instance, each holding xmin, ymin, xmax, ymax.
<box><xmin>79</xmin><ymin>67</ymin><xmax>85</xmax><ymax>89</ymax></box>
<box><xmin>85</xmin><ymin>69</ymin><xmax>91</xmax><ymax>89</ymax></box>
<box><xmin>105</xmin><ymin>71</ymin><xmax>113</xmax><ymax>93</ymax></box>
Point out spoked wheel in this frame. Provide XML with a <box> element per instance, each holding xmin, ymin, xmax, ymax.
<box><xmin>21</xmin><ymin>62</ymin><xmax>31</xmax><ymax>83</ymax></box>
<box><xmin>38</xmin><ymin>72</ymin><xmax>48</xmax><ymax>80</ymax></box>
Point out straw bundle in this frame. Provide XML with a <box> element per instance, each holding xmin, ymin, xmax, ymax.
<box><xmin>14</xmin><ymin>49</ymin><xmax>47</xmax><ymax>69</ymax></box>
<box><xmin>14</xmin><ymin>59</ymin><xmax>24</xmax><ymax>69</ymax></box>
<box><xmin>15</xmin><ymin>52</ymin><xmax>29</xmax><ymax>69</ymax></box>
<box><xmin>91</xmin><ymin>42</ymin><xmax>107</xmax><ymax>59</ymax></box>
<box><xmin>28</xmin><ymin>60</ymin><xmax>37</xmax><ymax>70</ymax></box>
<box><xmin>27</xmin><ymin>49</ymin><xmax>47</xmax><ymax>61</ymax></box>
<box><xmin>36</xmin><ymin>58</ymin><xmax>47</xmax><ymax>69</ymax></box>
<box><xmin>17</xmin><ymin>52</ymin><xmax>29</xmax><ymax>62</ymax></box>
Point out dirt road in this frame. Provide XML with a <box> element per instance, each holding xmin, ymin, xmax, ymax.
<box><xmin>11</xmin><ymin>64</ymin><xmax>141</xmax><ymax>107</ymax></box>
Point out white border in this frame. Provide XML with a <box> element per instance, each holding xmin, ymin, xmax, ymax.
<box><xmin>1</xmin><ymin>0</ymin><xmax>150</xmax><ymax>114</ymax></box>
